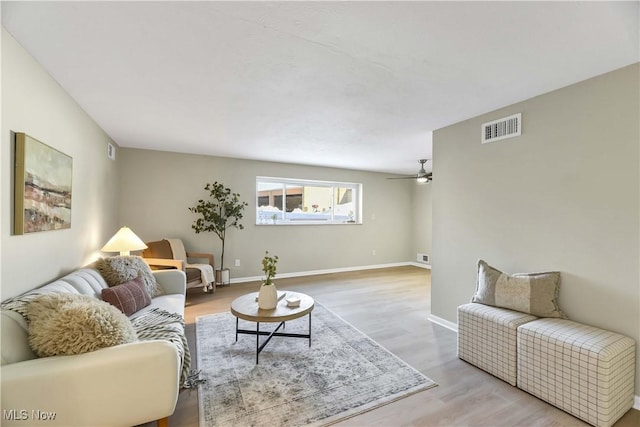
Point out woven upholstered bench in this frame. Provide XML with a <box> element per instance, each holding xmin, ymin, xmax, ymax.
<box><xmin>457</xmin><ymin>303</ymin><xmax>537</xmax><ymax>386</ymax></box>
<box><xmin>517</xmin><ymin>319</ymin><xmax>636</xmax><ymax>427</ymax></box>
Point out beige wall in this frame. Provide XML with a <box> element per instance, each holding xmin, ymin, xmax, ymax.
<box><xmin>1</xmin><ymin>29</ymin><xmax>120</xmax><ymax>299</ymax></box>
<box><xmin>432</xmin><ymin>64</ymin><xmax>639</xmax><ymax>394</ymax></box>
<box><xmin>118</xmin><ymin>148</ymin><xmax>415</xmax><ymax>278</ymax></box>
<box><xmin>412</xmin><ymin>183</ymin><xmax>432</xmax><ymax>265</ymax></box>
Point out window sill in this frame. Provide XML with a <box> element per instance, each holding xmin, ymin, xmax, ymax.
<box><xmin>255</xmin><ymin>221</ymin><xmax>361</xmax><ymax>226</ymax></box>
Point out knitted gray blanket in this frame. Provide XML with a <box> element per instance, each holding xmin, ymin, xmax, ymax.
<box><xmin>131</xmin><ymin>308</ymin><xmax>194</xmax><ymax>388</ymax></box>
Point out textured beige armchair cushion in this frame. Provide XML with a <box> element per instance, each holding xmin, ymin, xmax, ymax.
<box><xmin>472</xmin><ymin>259</ymin><xmax>566</xmax><ymax>318</ymax></box>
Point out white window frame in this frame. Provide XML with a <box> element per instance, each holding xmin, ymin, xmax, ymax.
<box><xmin>256</xmin><ymin>176</ymin><xmax>362</xmax><ymax>225</ymax></box>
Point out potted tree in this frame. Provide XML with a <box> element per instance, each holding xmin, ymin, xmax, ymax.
<box><xmin>189</xmin><ymin>181</ymin><xmax>248</xmax><ymax>285</ymax></box>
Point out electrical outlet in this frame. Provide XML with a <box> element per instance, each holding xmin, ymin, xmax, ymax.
<box><xmin>234</xmin><ymin>259</ymin><xmax>240</xmax><ymax>267</ymax></box>
<box><xmin>372</xmin><ymin>249</ymin><xmax>376</xmax><ymax>256</ymax></box>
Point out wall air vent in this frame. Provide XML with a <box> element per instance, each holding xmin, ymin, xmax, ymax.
<box><xmin>417</xmin><ymin>253</ymin><xmax>430</xmax><ymax>264</ymax></box>
<box><xmin>481</xmin><ymin>113</ymin><xmax>521</xmax><ymax>144</ymax></box>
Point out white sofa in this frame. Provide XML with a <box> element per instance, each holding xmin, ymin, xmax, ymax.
<box><xmin>1</xmin><ymin>267</ymin><xmax>187</xmax><ymax>427</ymax></box>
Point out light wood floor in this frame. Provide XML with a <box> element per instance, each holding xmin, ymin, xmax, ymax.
<box><xmin>142</xmin><ymin>266</ymin><xmax>639</xmax><ymax>427</ymax></box>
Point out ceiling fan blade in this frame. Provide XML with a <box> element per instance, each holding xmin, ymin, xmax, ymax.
<box><xmin>387</xmin><ymin>159</ymin><xmax>433</xmax><ymax>181</ymax></box>
<box><xmin>387</xmin><ymin>176</ymin><xmax>418</xmax><ymax>180</ymax></box>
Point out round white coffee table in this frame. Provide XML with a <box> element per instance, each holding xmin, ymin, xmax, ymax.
<box><xmin>230</xmin><ymin>291</ymin><xmax>314</xmax><ymax>364</ymax></box>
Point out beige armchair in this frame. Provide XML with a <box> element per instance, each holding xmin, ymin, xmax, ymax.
<box><xmin>142</xmin><ymin>239</ymin><xmax>216</xmax><ymax>292</ymax></box>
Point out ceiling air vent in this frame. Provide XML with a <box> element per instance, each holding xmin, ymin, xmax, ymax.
<box><xmin>481</xmin><ymin>113</ymin><xmax>521</xmax><ymax>144</ymax></box>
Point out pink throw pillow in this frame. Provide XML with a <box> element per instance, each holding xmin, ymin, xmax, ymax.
<box><xmin>101</xmin><ymin>276</ymin><xmax>151</xmax><ymax>316</ymax></box>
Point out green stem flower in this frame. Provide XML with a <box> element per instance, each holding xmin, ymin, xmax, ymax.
<box><xmin>262</xmin><ymin>251</ymin><xmax>278</xmax><ymax>286</ymax></box>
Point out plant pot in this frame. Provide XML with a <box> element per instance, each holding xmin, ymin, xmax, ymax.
<box><xmin>258</xmin><ymin>283</ymin><xmax>277</xmax><ymax>310</ymax></box>
<box><xmin>215</xmin><ymin>268</ymin><xmax>230</xmax><ymax>286</ymax></box>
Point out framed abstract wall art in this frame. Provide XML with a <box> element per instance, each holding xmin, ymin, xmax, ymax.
<box><xmin>14</xmin><ymin>133</ymin><xmax>73</xmax><ymax>234</ymax></box>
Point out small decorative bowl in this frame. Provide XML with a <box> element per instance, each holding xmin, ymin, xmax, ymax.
<box><xmin>286</xmin><ymin>297</ymin><xmax>301</xmax><ymax>307</ymax></box>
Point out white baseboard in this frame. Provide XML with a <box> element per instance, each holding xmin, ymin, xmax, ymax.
<box><xmin>634</xmin><ymin>395</ymin><xmax>640</xmax><ymax>410</ymax></box>
<box><xmin>428</xmin><ymin>314</ymin><xmax>458</xmax><ymax>332</ymax></box>
<box><xmin>409</xmin><ymin>262</ymin><xmax>432</xmax><ymax>269</ymax></box>
<box><xmin>229</xmin><ymin>262</ymin><xmax>416</xmax><ymax>284</ymax></box>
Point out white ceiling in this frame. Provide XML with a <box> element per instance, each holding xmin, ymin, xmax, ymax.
<box><xmin>2</xmin><ymin>1</ymin><xmax>638</xmax><ymax>175</ymax></box>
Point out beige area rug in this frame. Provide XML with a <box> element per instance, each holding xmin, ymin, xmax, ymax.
<box><xmin>196</xmin><ymin>303</ymin><xmax>437</xmax><ymax>426</ymax></box>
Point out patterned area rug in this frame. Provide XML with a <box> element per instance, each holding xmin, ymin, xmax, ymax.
<box><xmin>196</xmin><ymin>303</ymin><xmax>437</xmax><ymax>426</ymax></box>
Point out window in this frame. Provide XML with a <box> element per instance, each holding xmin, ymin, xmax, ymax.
<box><xmin>256</xmin><ymin>177</ymin><xmax>362</xmax><ymax>225</ymax></box>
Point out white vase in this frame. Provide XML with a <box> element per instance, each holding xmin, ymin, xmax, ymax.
<box><xmin>258</xmin><ymin>283</ymin><xmax>277</xmax><ymax>309</ymax></box>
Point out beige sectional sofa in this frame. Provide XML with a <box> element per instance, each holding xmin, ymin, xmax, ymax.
<box><xmin>1</xmin><ymin>265</ymin><xmax>187</xmax><ymax>427</ymax></box>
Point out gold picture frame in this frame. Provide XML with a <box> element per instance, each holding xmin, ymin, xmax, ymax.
<box><xmin>14</xmin><ymin>133</ymin><xmax>73</xmax><ymax>234</ymax></box>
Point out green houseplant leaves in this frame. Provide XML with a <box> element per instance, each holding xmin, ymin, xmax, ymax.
<box><xmin>261</xmin><ymin>251</ymin><xmax>278</xmax><ymax>286</ymax></box>
<box><xmin>189</xmin><ymin>182</ymin><xmax>248</xmax><ymax>269</ymax></box>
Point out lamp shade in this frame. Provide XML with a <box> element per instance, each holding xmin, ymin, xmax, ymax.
<box><xmin>100</xmin><ymin>226</ymin><xmax>148</xmax><ymax>256</ymax></box>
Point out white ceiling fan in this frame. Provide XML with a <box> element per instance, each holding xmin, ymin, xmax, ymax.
<box><xmin>387</xmin><ymin>159</ymin><xmax>432</xmax><ymax>183</ymax></box>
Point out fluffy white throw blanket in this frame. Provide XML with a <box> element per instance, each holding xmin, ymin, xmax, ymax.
<box><xmin>165</xmin><ymin>238</ymin><xmax>215</xmax><ymax>290</ymax></box>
